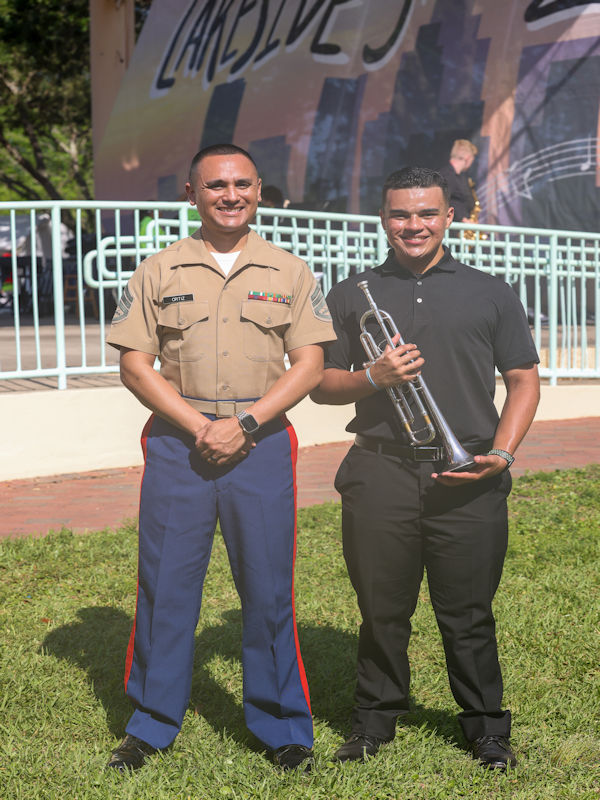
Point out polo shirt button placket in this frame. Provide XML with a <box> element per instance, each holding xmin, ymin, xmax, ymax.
<box><xmin>415</xmin><ymin>279</ymin><xmax>424</xmax><ymax>306</ymax></box>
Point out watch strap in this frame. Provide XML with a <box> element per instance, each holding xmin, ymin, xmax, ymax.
<box><xmin>487</xmin><ymin>448</ymin><xmax>514</xmax><ymax>468</ymax></box>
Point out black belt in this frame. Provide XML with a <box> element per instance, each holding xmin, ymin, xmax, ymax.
<box><xmin>354</xmin><ymin>434</ymin><xmax>444</xmax><ymax>462</ymax></box>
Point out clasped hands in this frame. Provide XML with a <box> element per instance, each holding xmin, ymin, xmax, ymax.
<box><xmin>194</xmin><ymin>417</ymin><xmax>255</xmax><ymax>466</ymax></box>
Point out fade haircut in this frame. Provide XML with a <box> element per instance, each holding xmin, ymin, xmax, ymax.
<box><xmin>381</xmin><ymin>166</ymin><xmax>450</xmax><ymax>209</ymax></box>
<box><xmin>188</xmin><ymin>144</ymin><xmax>258</xmax><ymax>182</ymax></box>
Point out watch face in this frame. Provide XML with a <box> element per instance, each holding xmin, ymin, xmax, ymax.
<box><xmin>239</xmin><ymin>413</ymin><xmax>259</xmax><ymax>433</ymax></box>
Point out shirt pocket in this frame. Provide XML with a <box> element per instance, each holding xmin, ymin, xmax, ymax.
<box><xmin>240</xmin><ymin>299</ymin><xmax>292</xmax><ymax>362</ymax></box>
<box><xmin>157</xmin><ymin>300</ymin><xmax>210</xmax><ymax>362</ymax></box>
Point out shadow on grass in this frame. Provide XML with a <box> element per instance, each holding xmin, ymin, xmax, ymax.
<box><xmin>400</xmin><ymin>705</ymin><xmax>463</xmax><ymax>748</ymax></box>
<box><xmin>41</xmin><ymin>606</ymin><xmax>135</xmax><ymax>736</ymax></box>
<box><xmin>41</xmin><ymin>606</ymin><xmax>459</xmax><ymax>748</ymax></box>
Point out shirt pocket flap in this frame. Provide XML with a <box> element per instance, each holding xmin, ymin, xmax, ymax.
<box><xmin>241</xmin><ymin>299</ymin><xmax>292</xmax><ymax>328</ymax></box>
<box><xmin>158</xmin><ymin>300</ymin><xmax>209</xmax><ymax>330</ymax></box>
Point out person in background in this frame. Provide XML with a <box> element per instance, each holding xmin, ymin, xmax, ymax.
<box><xmin>311</xmin><ymin>166</ymin><xmax>539</xmax><ymax>770</ymax></box>
<box><xmin>438</xmin><ymin>139</ymin><xmax>478</xmax><ymax>222</ymax></box>
<box><xmin>105</xmin><ymin>143</ymin><xmax>336</xmax><ymax>775</ymax></box>
<box><xmin>261</xmin><ymin>184</ymin><xmax>289</xmax><ymax>209</ymax></box>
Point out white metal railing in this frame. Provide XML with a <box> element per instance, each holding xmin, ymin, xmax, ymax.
<box><xmin>0</xmin><ymin>200</ymin><xmax>598</xmax><ymax>388</ymax></box>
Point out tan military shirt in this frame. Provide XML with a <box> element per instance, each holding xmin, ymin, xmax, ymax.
<box><xmin>107</xmin><ymin>229</ymin><xmax>336</xmax><ymax>416</ymax></box>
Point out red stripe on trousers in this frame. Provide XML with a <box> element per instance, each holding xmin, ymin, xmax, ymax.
<box><xmin>283</xmin><ymin>415</ymin><xmax>312</xmax><ymax>714</ymax></box>
<box><xmin>124</xmin><ymin>413</ymin><xmax>154</xmax><ymax>692</ymax></box>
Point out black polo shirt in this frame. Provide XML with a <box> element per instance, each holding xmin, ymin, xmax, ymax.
<box><xmin>323</xmin><ymin>248</ymin><xmax>539</xmax><ymax>447</ymax></box>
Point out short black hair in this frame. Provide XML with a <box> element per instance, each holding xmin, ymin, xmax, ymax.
<box><xmin>381</xmin><ymin>166</ymin><xmax>450</xmax><ymax>208</ymax></box>
<box><xmin>261</xmin><ymin>185</ymin><xmax>284</xmax><ymax>207</ymax></box>
<box><xmin>188</xmin><ymin>144</ymin><xmax>258</xmax><ymax>182</ymax></box>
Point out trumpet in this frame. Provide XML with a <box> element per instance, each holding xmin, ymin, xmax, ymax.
<box><xmin>358</xmin><ymin>280</ymin><xmax>476</xmax><ymax>473</ymax></box>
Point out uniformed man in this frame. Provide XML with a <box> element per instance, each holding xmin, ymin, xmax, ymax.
<box><xmin>105</xmin><ymin>144</ymin><xmax>336</xmax><ymax>774</ymax></box>
<box><xmin>311</xmin><ymin>166</ymin><xmax>539</xmax><ymax>769</ymax></box>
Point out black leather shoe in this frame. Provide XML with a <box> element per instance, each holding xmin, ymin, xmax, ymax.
<box><xmin>470</xmin><ymin>735</ymin><xmax>517</xmax><ymax>770</ymax></box>
<box><xmin>334</xmin><ymin>733</ymin><xmax>385</xmax><ymax>762</ymax></box>
<box><xmin>272</xmin><ymin>744</ymin><xmax>314</xmax><ymax>772</ymax></box>
<box><xmin>107</xmin><ymin>734</ymin><xmax>157</xmax><ymax>772</ymax></box>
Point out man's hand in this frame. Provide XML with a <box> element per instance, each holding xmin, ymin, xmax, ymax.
<box><xmin>369</xmin><ymin>334</ymin><xmax>424</xmax><ymax>388</ymax></box>
<box><xmin>194</xmin><ymin>417</ymin><xmax>255</xmax><ymax>465</ymax></box>
<box><xmin>432</xmin><ymin>453</ymin><xmax>508</xmax><ymax>486</ymax></box>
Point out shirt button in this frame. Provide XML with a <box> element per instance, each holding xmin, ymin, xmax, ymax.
<box><xmin>266</xmin><ymin>317</ymin><xmax>272</xmax><ymax>324</ymax></box>
<box><xmin>222</xmin><ymin>316</ymin><xmax>228</xmax><ymax>322</ymax></box>
<box><xmin>221</xmin><ymin>384</ymin><xmax>229</xmax><ymax>390</ymax></box>
<box><xmin>416</xmin><ymin>298</ymin><xmax>423</xmax><ymax>303</ymax></box>
<box><xmin>223</xmin><ymin>351</ymin><xmax>229</xmax><ymax>357</ymax></box>
<box><xmin>417</xmin><ymin>280</ymin><xmax>423</xmax><ymax>286</ymax></box>
<box><xmin>178</xmin><ymin>318</ymin><xmax>184</xmax><ymax>324</ymax></box>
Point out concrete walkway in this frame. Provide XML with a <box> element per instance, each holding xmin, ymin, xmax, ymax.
<box><xmin>2</xmin><ymin>417</ymin><xmax>599</xmax><ymax>540</ymax></box>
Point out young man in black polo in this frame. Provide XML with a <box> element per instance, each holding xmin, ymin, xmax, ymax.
<box><xmin>311</xmin><ymin>166</ymin><xmax>539</xmax><ymax>770</ymax></box>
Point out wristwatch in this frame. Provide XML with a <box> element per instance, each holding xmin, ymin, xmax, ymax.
<box><xmin>487</xmin><ymin>448</ymin><xmax>514</xmax><ymax>469</ymax></box>
<box><xmin>236</xmin><ymin>410</ymin><xmax>260</xmax><ymax>434</ymax></box>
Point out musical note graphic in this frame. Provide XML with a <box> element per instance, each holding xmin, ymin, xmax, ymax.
<box><xmin>510</xmin><ymin>166</ymin><xmax>533</xmax><ymax>200</ymax></box>
<box><xmin>579</xmin><ymin>136</ymin><xmax>593</xmax><ymax>172</ymax></box>
<box><xmin>477</xmin><ymin>137</ymin><xmax>599</xmax><ymax>219</ymax></box>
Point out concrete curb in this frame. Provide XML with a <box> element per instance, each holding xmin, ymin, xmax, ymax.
<box><xmin>1</xmin><ymin>382</ymin><xmax>600</xmax><ymax>481</ymax></box>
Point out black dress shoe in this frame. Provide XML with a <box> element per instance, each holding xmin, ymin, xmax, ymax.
<box><xmin>107</xmin><ymin>734</ymin><xmax>157</xmax><ymax>772</ymax></box>
<box><xmin>470</xmin><ymin>735</ymin><xmax>517</xmax><ymax>770</ymax></box>
<box><xmin>272</xmin><ymin>744</ymin><xmax>314</xmax><ymax>772</ymax></box>
<box><xmin>334</xmin><ymin>733</ymin><xmax>385</xmax><ymax>762</ymax></box>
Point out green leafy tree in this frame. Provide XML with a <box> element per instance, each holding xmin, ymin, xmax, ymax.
<box><xmin>0</xmin><ymin>0</ymin><xmax>152</xmax><ymax>205</ymax></box>
<box><xmin>0</xmin><ymin>0</ymin><xmax>93</xmax><ymax>203</ymax></box>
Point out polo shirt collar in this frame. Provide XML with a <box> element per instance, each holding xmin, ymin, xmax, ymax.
<box><xmin>376</xmin><ymin>246</ymin><xmax>457</xmax><ymax>277</ymax></box>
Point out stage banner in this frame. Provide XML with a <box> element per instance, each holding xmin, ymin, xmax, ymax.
<box><xmin>94</xmin><ymin>0</ymin><xmax>600</xmax><ymax>231</ymax></box>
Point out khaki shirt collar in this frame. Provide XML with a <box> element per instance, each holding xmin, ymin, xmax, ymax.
<box><xmin>170</xmin><ymin>228</ymin><xmax>282</xmax><ymax>278</ymax></box>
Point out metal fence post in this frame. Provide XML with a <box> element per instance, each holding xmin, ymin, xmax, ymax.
<box><xmin>548</xmin><ymin>233</ymin><xmax>558</xmax><ymax>386</ymax></box>
<box><xmin>51</xmin><ymin>204</ymin><xmax>67</xmax><ymax>389</ymax></box>
<box><xmin>179</xmin><ymin>203</ymin><xmax>190</xmax><ymax>238</ymax></box>
<box><xmin>377</xmin><ymin>224</ymin><xmax>388</xmax><ymax>262</ymax></box>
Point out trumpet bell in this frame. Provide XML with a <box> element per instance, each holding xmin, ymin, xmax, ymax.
<box><xmin>440</xmin><ymin>450</ymin><xmax>477</xmax><ymax>473</ymax></box>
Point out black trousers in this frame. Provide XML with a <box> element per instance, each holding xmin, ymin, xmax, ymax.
<box><xmin>335</xmin><ymin>444</ymin><xmax>513</xmax><ymax>742</ymax></box>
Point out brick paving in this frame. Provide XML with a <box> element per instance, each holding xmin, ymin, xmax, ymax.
<box><xmin>2</xmin><ymin>417</ymin><xmax>599</xmax><ymax>540</ymax></box>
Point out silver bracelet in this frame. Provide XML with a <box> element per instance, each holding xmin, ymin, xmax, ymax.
<box><xmin>365</xmin><ymin>366</ymin><xmax>379</xmax><ymax>389</ymax></box>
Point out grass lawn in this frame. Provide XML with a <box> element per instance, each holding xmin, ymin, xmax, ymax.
<box><xmin>1</xmin><ymin>466</ymin><xmax>599</xmax><ymax>799</ymax></box>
